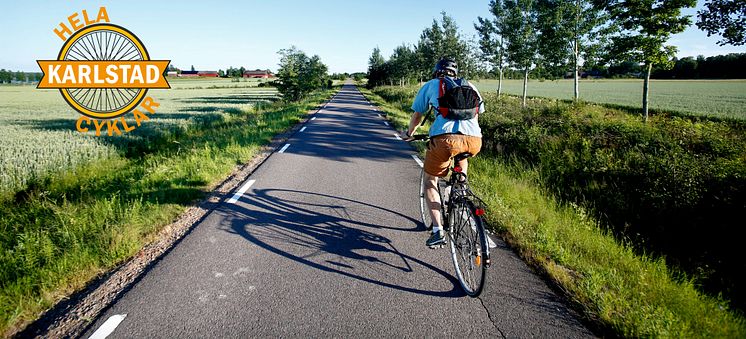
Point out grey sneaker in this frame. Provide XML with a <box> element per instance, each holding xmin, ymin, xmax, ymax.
<box><xmin>426</xmin><ymin>231</ymin><xmax>446</xmax><ymax>247</ymax></box>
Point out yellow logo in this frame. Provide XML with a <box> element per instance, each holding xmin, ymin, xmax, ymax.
<box><xmin>37</xmin><ymin>7</ymin><xmax>170</xmax><ymax>136</ymax></box>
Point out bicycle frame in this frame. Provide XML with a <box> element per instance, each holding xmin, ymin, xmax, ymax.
<box><xmin>442</xmin><ymin>162</ymin><xmax>491</xmax><ymax>268</ymax></box>
<box><xmin>412</xmin><ymin>134</ymin><xmax>491</xmax><ymax>268</ymax></box>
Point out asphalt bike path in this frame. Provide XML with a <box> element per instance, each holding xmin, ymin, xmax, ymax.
<box><xmin>82</xmin><ymin>84</ymin><xmax>593</xmax><ymax>338</ymax></box>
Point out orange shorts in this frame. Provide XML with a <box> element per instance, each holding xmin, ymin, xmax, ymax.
<box><xmin>424</xmin><ymin>134</ymin><xmax>482</xmax><ymax>177</ymax></box>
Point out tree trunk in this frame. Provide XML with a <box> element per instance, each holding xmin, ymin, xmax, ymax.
<box><xmin>642</xmin><ymin>63</ymin><xmax>652</xmax><ymax>122</ymax></box>
<box><xmin>497</xmin><ymin>67</ymin><xmax>503</xmax><ymax>97</ymax></box>
<box><xmin>522</xmin><ymin>66</ymin><xmax>529</xmax><ymax>108</ymax></box>
<box><xmin>574</xmin><ymin>0</ymin><xmax>581</xmax><ymax>101</ymax></box>
<box><xmin>573</xmin><ymin>43</ymin><xmax>579</xmax><ymax>101</ymax></box>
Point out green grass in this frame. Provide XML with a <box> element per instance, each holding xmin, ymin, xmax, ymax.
<box><xmin>0</xmin><ymin>81</ymin><xmax>278</xmax><ymax>194</ymax></box>
<box><xmin>472</xmin><ymin>79</ymin><xmax>746</xmax><ymax>120</ymax></box>
<box><xmin>359</xmin><ymin>86</ymin><xmax>746</xmax><ymax>337</ymax></box>
<box><xmin>0</xmin><ymin>80</ymin><xmax>332</xmax><ymax>335</ymax></box>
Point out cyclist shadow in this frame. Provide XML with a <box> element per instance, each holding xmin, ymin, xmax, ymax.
<box><xmin>221</xmin><ymin>188</ymin><xmax>464</xmax><ymax>298</ymax></box>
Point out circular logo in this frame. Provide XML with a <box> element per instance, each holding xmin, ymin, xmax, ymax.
<box><xmin>57</xmin><ymin>23</ymin><xmax>150</xmax><ymax>119</ymax></box>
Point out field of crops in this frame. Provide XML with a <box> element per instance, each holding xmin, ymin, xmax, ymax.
<box><xmin>0</xmin><ymin>78</ymin><xmax>279</xmax><ymax>194</ymax></box>
<box><xmin>472</xmin><ymin>79</ymin><xmax>746</xmax><ymax>119</ymax></box>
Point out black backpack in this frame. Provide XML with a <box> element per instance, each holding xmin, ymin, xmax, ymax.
<box><xmin>437</xmin><ymin>77</ymin><xmax>482</xmax><ymax>120</ymax></box>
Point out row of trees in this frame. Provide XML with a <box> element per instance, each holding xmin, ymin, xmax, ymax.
<box><xmin>653</xmin><ymin>53</ymin><xmax>746</xmax><ymax>79</ymax></box>
<box><xmin>472</xmin><ymin>0</ymin><xmax>698</xmax><ymax>119</ymax></box>
<box><xmin>0</xmin><ymin>70</ymin><xmax>42</xmax><ymax>83</ymax></box>
<box><xmin>330</xmin><ymin>72</ymin><xmax>366</xmax><ymax>81</ymax></box>
<box><xmin>275</xmin><ymin>46</ymin><xmax>330</xmax><ymax>101</ymax></box>
<box><xmin>369</xmin><ymin>1</ymin><xmax>742</xmax><ymax>120</ymax></box>
<box><xmin>367</xmin><ymin>13</ymin><xmax>478</xmax><ymax>88</ymax></box>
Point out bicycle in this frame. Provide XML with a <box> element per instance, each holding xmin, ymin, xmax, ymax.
<box><xmin>410</xmin><ymin>134</ymin><xmax>491</xmax><ymax>297</ymax></box>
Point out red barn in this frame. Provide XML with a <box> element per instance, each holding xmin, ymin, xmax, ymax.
<box><xmin>243</xmin><ymin>70</ymin><xmax>274</xmax><ymax>78</ymax></box>
<box><xmin>197</xmin><ymin>71</ymin><xmax>219</xmax><ymax>77</ymax></box>
<box><xmin>179</xmin><ymin>71</ymin><xmax>199</xmax><ymax>77</ymax></box>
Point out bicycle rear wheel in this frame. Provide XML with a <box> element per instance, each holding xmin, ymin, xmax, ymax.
<box><xmin>419</xmin><ymin>168</ymin><xmax>446</xmax><ymax>230</ymax></box>
<box><xmin>447</xmin><ymin>199</ymin><xmax>488</xmax><ymax>296</ymax></box>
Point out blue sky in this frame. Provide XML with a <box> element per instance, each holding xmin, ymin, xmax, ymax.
<box><xmin>2</xmin><ymin>0</ymin><xmax>743</xmax><ymax>73</ymax></box>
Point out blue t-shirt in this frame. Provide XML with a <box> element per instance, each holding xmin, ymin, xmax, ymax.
<box><xmin>411</xmin><ymin>77</ymin><xmax>484</xmax><ymax>138</ymax></box>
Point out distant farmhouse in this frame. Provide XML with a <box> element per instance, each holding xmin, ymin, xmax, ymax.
<box><xmin>167</xmin><ymin>69</ymin><xmax>272</xmax><ymax>78</ymax></box>
<box><xmin>243</xmin><ymin>70</ymin><xmax>274</xmax><ymax>79</ymax></box>
<box><xmin>174</xmin><ymin>70</ymin><xmax>219</xmax><ymax>77</ymax></box>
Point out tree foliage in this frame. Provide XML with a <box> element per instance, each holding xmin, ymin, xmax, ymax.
<box><xmin>697</xmin><ymin>0</ymin><xmax>746</xmax><ymax>46</ymax></box>
<box><xmin>475</xmin><ymin>0</ymin><xmax>509</xmax><ymax>95</ymax></box>
<box><xmin>503</xmin><ymin>0</ymin><xmax>540</xmax><ymax>107</ymax></box>
<box><xmin>367</xmin><ymin>12</ymin><xmax>476</xmax><ymax>88</ymax></box>
<box><xmin>276</xmin><ymin>46</ymin><xmax>329</xmax><ymax>101</ymax></box>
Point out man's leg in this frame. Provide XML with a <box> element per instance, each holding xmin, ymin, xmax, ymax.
<box><xmin>425</xmin><ymin>173</ymin><xmax>442</xmax><ymax>229</ymax></box>
<box><xmin>458</xmin><ymin>158</ymin><xmax>468</xmax><ymax>176</ymax></box>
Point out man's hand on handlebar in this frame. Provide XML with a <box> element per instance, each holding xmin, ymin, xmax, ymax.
<box><xmin>400</xmin><ymin>129</ymin><xmax>415</xmax><ymax>142</ymax></box>
<box><xmin>400</xmin><ymin>129</ymin><xmax>429</xmax><ymax>142</ymax></box>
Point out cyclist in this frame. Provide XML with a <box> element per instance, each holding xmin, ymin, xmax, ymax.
<box><xmin>402</xmin><ymin>57</ymin><xmax>485</xmax><ymax>247</ymax></box>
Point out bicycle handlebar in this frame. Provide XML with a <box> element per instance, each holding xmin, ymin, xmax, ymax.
<box><xmin>409</xmin><ymin>134</ymin><xmax>430</xmax><ymax>141</ymax></box>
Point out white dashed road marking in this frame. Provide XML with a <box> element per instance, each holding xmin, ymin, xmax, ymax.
<box><xmin>411</xmin><ymin>155</ymin><xmax>424</xmax><ymax>168</ymax></box>
<box><xmin>227</xmin><ymin>179</ymin><xmax>256</xmax><ymax>204</ymax></box>
<box><xmin>300</xmin><ymin>126</ymin><xmax>307</xmax><ymax>132</ymax></box>
<box><xmin>88</xmin><ymin>314</ymin><xmax>127</xmax><ymax>339</ymax></box>
<box><xmin>394</xmin><ymin>134</ymin><xmax>402</xmax><ymax>140</ymax></box>
<box><xmin>311</xmin><ymin>116</ymin><xmax>317</xmax><ymax>121</ymax></box>
<box><xmin>384</xmin><ymin>122</ymin><xmax>389</xmax><ymax>126</ymax></box>
<box><xmin>279</xmin><ymin>143</ymin><xmax>291</xmax><ymax>153</ymax></box>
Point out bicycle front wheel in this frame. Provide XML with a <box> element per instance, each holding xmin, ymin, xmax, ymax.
<box><xmin>447</xmin><ymin>200</ymin><xmax>488</xmax><ymax>297</ymax></box>
<box><xmin>419</xmin><ymin>168</ymin><xmax>445</xmax><ymax>230</ymax></box>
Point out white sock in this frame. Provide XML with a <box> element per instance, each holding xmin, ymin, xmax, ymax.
<box><xmin>432</xmin><ymin>226</ymin><xmax>441</xmax><ymax>234</ymax></box>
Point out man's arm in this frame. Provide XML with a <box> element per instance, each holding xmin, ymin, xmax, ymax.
<box><xmin>404</xmin><ymin>111</ymin><xmax>424</xmax><ymax>140</ymax></box>
<box><xmin>404</xmin><ymin>81</ymin><xmax>430</xmax><ymax>140</ymax></box>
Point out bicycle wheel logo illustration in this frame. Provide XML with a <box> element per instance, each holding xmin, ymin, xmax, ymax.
<box><xmin>37</xmin><ymin>8</ymin><xmax>170</xmax><ymax>135</ymax></box>
<box><xmin>57</xmin><ymin>24</ymin><xmax>152</xmax><ymax>119</ymax></box>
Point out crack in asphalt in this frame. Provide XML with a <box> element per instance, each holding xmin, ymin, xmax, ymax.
<box><xmin>478</xmin><ymin>295</ymin><xmax>506</xmax><ymax>338</ymax></box>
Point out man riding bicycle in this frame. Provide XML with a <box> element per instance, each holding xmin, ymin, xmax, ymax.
<box><xmin>403</xmin><ymin>57</ymin><xmax>485</xmax><ymax>247</ymax></box>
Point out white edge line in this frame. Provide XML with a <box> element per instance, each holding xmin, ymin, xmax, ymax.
<box><xmin>278</xmin><ymin>143</ymin><xmax>291</xmax><ymax>153</ymax></box>
<box><xmin>377</xmin><ymin>113</ymin><xmax>382</xmax><ymax>118</ymax></box>
<box><xmin>311</xmin><ymin>116</ymin><xmax>317</xmax><ymax>120</ymax></box>
<box><xmin>394</xmin><ymin>134</ymin><xmax>402</xmax><ymax>140</ymax></box>
<box><xmin>88</xmin><ymin>314</ymin><xmax>127</xmax><ymax>339</ymax></box>
<box><xmin>300</xmin><ymin>126</ymin><xmax>307</xmax><ymax>132</ymax></box>
<box><xmin>227</xmin><ymin>179</ymin><xmax>256</xmax><ymax>204</ymax></box>
<box><xmin>411</xmin><ymin>154</ymin><xmax>424</xmax><ymax>168</ymax></box>
<box><xmin>384</xmin><ymin>121</ymin><xmax>389</xmax><ymax>126</ymax></box>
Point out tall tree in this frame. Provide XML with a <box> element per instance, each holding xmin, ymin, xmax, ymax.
<box><xmin>475</xmin><ymin>0</ymin><xmax>508</xmax><ymax>96</ymax></box>
<box><xmin>537</xmin><ymin>0</ymin><xmax>609</xmax><ymax>100</ymax></box>
<box><xmin>504</xmin><ymin>0</ymin><xmax>539</xmax><ymax>108</ymax></box>
<box><xmin>697</xmin><ymin>0</ymin><xmax>746</xmax><ymax>46</ymax></box>
<box><xmin>367</xmin><ymin>47</ymin><xmax>387</xmax><ymax>87</ymax></box>
<box><xmin>599</xmin><ymin>0</ymin><xmax>697</xmax><ymax>121</ymax></box>
<box><xmin>389</xmin><ymin>44</ymin><xmax>415</xmax><ymax>86</ymax></box>
<box><xmin>414</xmin><ymin>12</ymin><xmax>471</xmax><ymax>80</ymax></box>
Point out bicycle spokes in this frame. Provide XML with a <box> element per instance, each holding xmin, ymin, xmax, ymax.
<box><xmin>448</xmin><ymin>201</ymin><xmax>487</xmax><ymax>296</ymax></box>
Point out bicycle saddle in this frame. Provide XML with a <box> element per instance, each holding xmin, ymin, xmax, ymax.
<box><xmin>453</xmin><ymin>152</ymin><xmax>473</xmax><ymax>162</ymax></box>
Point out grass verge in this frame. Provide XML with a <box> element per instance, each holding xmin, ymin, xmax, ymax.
<box><xmin>359</xmin><ymin>87</ymin><xmax>746</xmax><ymax>337</ymax></box>
<box><xmin>0</xmin><ymin>90</ymin><xmax>333</xmax><ymax>335</ymax></box>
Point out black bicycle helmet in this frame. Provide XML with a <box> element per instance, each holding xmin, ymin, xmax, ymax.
<box><xmin>432</xmin><ymin>57</ymin><xmax>458</xmax><ymax>78</ymax></box>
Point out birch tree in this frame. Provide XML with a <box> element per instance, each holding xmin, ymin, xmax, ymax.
<box><xmin>599</xmin><ymin>0</ymin><xmax>696</xmax><ymax>121</ymax></box>
<box><xmin>475</xmin><ymin>0</ymin><xmax>508</xmax><ymax>96</ymax></box>
<box><xmin>504</xmin><ymin>0</ymin><xmax>539</xmax><ymax>108</ymax></box>
<box><xmin>537</xmin><ymin>0</ymin><xmax>608</xmax><ymax>100</ymax></box>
